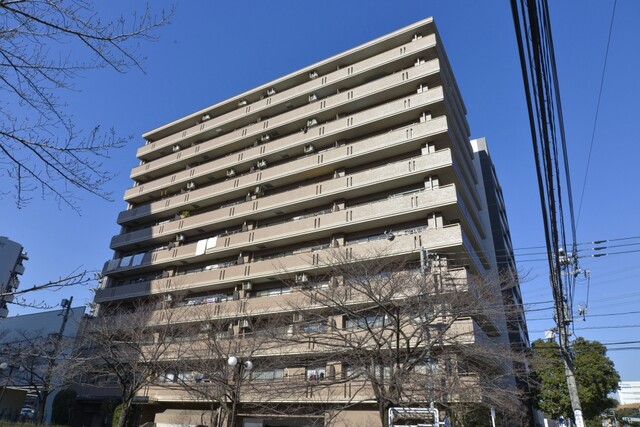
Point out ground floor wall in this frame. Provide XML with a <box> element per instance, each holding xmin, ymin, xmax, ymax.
<box><xmin>151</xmin><ymin>405</ymin><xmax>382</xmax><ymax>427</ymax></box>
<box><xmin>0</xmin><ymin>388</ymin><xmax>27</xmax><ymax>421</ymax></box>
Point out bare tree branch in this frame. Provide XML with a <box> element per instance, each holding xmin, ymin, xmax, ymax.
<box><xmin>1</xmin><ymin>270</ymin><xmax>93</xmax><ymax>311</ymax></box>
<box><xmin>0</xmin><ymin>0</ymin><xmax>174</xmax><ymax>212</ymax></box>
<box><xmin>74</xmin><ymin>298</ymin><xmax>187</xmax><ymax>427</ymax></box>
<box><xmin>267</xmin><ymin>248</ymin><xmax>529</xmax><ymax>426</ymax></box>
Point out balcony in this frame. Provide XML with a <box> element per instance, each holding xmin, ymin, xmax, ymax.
<box><xmin>139</xmin><ymin>379</ymin><xmax>376</xmax><ymax>404</ymax></box>
<box><xmin>112</xmin><ymin>147</ymin><xmax>456</xmax><ymax>250</ymax></box>
<box><xmin>105</xmin><ymin>186</ymin><xmax>463</xmax><ymax>276</ymax></box>
<box><xmin>125</xmin><ymin>85</ymin><xmax>447</xmax><ymax>203</ymax></box>
<box><xmin>95</xmin><ymin>225</ymin><xmax>481</xmax><ymax>303</ymax></box>
<box><xmin>139</xmin><ymin>372</ymin><xmax>481</xmax><ymax>406</ymax></box>
<box><xmin>137</xmin><ymin>34</ymin><xmax>438</xmax><ymax>162</ymax></box>
<box><xmin>118</xmin><ymin>114</ymin><xmax>455</xmax><ymax>227</ymax></box>
<box><xmin>131</xmin><ymin>58</ymin><xmax>443</xmax><ymax>183</ymax></box>
<box><xmin>109</xmin><ymin>267</ymin><xmax>496</xmax><ymax>346</ymax></box>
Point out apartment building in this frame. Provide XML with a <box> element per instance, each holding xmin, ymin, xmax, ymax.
<box><xmin>89</xmin><ymin>17</ymin><xmax>527</xmax><ymax>427</ymax></box>
<box><xmin>0</xmin><ymin>237</ymin><xmax>28</xmax><ymax>318</ymax></box>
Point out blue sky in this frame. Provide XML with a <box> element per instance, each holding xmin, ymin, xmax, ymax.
<box><xmin>3</xmin><ymin>1</ymin><xmax>639</xmax><ymax>380</ymax></box>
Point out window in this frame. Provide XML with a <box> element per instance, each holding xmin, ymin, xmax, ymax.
<box><xmin>413</xmin><ymin>359</ymin><xmax>439</xmax><ymax>375</ymax></box>
<box><xmin>306</xmin><ymin>366</ymin><xmax>326</xmax><ymax>382</ymax></box>
<box><xmin>177</xmin><ymin>371</ymin><xmax>193</xmax><ymax>382</ymax></box>
<box><xmin>344</xmin><ymin>365</ymin><xmax>364</xmax><ymax>380</ymax></box>
<box><xmin>255</xmin><ymin>286</ymin><xmax>290</xmax><ymax>297</ymax></box>
<box><xmin>252</xmin><ymin>368</ymin><xmax>284</xmax><ymax>381</ymax></box>
<box><xmin>346</xmin><ymin>314</ymin><xmax>385</xmax><ymax>330</ymax></box>
<box><xmin>214</xmin><ymin>331</ymin><xmax>232</xmax><ymax>340</ymax></box>
<box><xmin>302</xmin><ymin>322</ymin><xmax>328</xmax><ymax>333</ymax></box>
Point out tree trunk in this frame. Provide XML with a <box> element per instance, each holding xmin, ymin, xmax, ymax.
<box><xmin>36</xmin><ymin>390</ymin><xmax>48</xmax><ymax>425</ymax></box>
<box><xmin>118</xmin><ymin>401</ymin><xmax>131</xmax><ymax>427</ymax></box>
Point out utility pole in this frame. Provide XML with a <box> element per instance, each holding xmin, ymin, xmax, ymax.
<box><xmin>557</xmin><ymin>252</ymin><xmax>584</xmax><ymax>427</ymax></box>
<box><xmin>39</xmin><ymin>297</ymin><xmax>73</xmax><ymax>424</ymax></box>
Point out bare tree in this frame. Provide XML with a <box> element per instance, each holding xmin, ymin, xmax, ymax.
<box><xmin>76</xmin><ymin>298</ymin><xmax>188</xmax><ymax>427</ymax></box>
<box><xmin>272</xmin><ymin>248</ymin><xmax>527</xmax><ymax>427</ymax></box>
<box><xmin>1</xmin><ymin>270</ymin><xmax>94</xmax><ymax>311</ymax></box>
<box><xmin>170</xmin><ymin>299</ymin><xmax>251</xmax><ymax>427</ymax></box>
<box><xmin>0</xmin><ymin>325</ymin><xmax>79</xmax><ymax>424</ymax></box>
<box><xmin>172</xmin><ymin>299</ymin><xmax>299</xmax><ymax>427</ymax></box>
<box><xmin>0</xmin><ymin>0</ymin><xmax>173</xmax><ymax>211</ymax></box>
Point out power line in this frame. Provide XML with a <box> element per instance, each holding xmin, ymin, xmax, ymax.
<box><xmin>573</xmin><ymin>325</ymin><xmax>640</xmax><ymax>331</ymax></box>
<box><xmin>513</xmin><ymin>235</ymin><xmax>640</xmax><ymax>253</ymax></box>
<box><xmin>580</xmin><ymin>248</ymin><xmax>640</xmax><ymax>258</ymax></box>
<box><xmin>529</xmin><ymin>324</ymin><xmax>640</xmax><ymax>333</ymax></box>
<box><xmin>510</xmin><ymin>1</ymin><xmax>615</xmax><ymax>421</ymax></box>
<box><xmin>601</xmin><ymin>340</ymin><xmax>640</xmax><ymax>346</ymax></box>
<box><xmin>527</xmin><ymin>309</ymin><xmax>640</xmax><ymax>322</ymax></box>
<box><xmin>576</xmin><ymin>0</ymin><xmax>618</xmax><ymax>227</ymax></box>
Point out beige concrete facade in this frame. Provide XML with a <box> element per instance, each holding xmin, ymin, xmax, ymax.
<box><xmin>91</xmin><ymin>17</ymin><xmax>526</xmax><ymax>427</ymax></box>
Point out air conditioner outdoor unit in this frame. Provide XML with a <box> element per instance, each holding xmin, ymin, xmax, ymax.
<box><xmin>308</xmin><ymin>93</ymin><xmax>318</xmax><ymax>102</ymax></box>
<box><xmin>201</xmin><ymin>114</ymin><xmax>211</xmax><ymax>122</ymax></box>
<box><xmin>260</xmin><ymin>134</ymin><xmax>270</xmax><ymax>142</ymax></box>
<box><xmin>304</xmin><ymin>144</ymin><xmax>315</xmax><ymax>154</ymax></box>
<box><xmin>239</xmin><ymin>319</ymin><xmax>251</xmax><ymax>328</ymax></box>
<box><xmin>186</xmin><ymin>181</ymin><xmax>196</xmax><ymax>190</ymax></box>
<box><xmin>267</xmin><ymin>88</ymin><xmax>276</xmax><ymax>96</ymax></box>
<box><xmin>256</xmin><ymin>159</ymin><xmax>267</xmax><ymax>168</ymax></box>
<box><xmin>306</xmin><ymin>118</ymin><xmax>318</xmax><ymax>128</ymax></box>
<box><xmin>254</xmin><ymin>186</ymin><xmax>264</xmax><ymax>196</ymax></box>
<box><xmin>242</xmin><ymin>281</ymin><xmax>253</xmax><ymax>291</ymax></box>
<box><xmin>226</xmin><ymin>169</ymin><xmax>236</xmax><ymax>177</ymax></box>
<box><xmin>309</xmin><ymin>70</ymin><xmax>319</xmax><ymax>79</ymax></box>
<box><xmin>296</xmin><ymin>273</ymin><xmax>309</xmax><ymax>283</ymax></box>
<box><xmin>172</xmin><ymin>145</ymin><xmax>181</xmax><ymax>152</ymax></box>
<box><xmin>176</xmin><ymin>234</ymin><xmax>185</xmax><ymax>242</ymax></box>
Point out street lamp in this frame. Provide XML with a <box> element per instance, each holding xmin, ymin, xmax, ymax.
<box><xmin>227</xmin><ymin>356</ymin><xmax>252</xmax><ymax>427</ymax></box>
<box><xmin>227</xmin><ymin>356</ymin><xmax>253</xmax><ymax>371</ymax></box>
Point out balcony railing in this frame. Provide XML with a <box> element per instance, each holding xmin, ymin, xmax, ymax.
<box><xmin>137</xmin><ymin>34</ymin><xmax>438</xmax><ymax>161</ymax></box>
<box><xmin>132</xmin><ymin>57</ymin><xmax>442</xmax><ymax>182</ymax></box>
<box><xmin>113</xmin><ymin>139</ymin><xmax>455</xmax><ymax>249</ymax></box>
<box><xmin>104</xmin><ymin>185</ymin><xmax>461</xmax><ymax>276</ymax></box>
<box><xmin>125</xmin><ymin>85</ymin><xmax>446</xmax><ymax>203</ymax></box>
<box><xmin>95</xmin><ymin>225</ymin><xmax>481</xmax><ymax>303</ymax></box>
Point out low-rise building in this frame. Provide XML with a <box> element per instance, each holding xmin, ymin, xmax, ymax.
<box><xmin>618</xmin><ymin>381</ymin><xmax>640</xmax><ymax>405</ymax></box>
<box><xmin>0</xmin><ymin>305</ymin><xmax>86</xmax><ymax>423</ymax></box>
<box><xmin>0</xmin><ymin>237</ymin><xmax>28</xmax><ymax>318</ymax></box>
